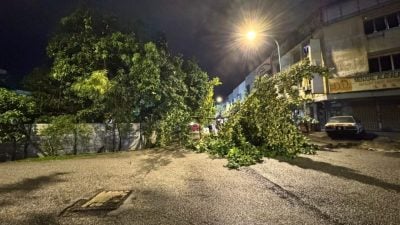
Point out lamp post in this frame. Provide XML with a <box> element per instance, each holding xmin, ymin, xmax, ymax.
<box><xmin>272</xmin><ymin>38</ymin><xmax>282</xmax><ymax>72</ymax></box>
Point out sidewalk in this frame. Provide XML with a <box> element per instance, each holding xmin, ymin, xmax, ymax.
<box><xmin>307</xmin><ymin>131</ymin><xmax>400</xmax><ymax>152</ymax></box>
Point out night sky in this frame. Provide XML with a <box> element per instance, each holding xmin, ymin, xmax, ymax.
<box><xmin>0</xmin><ymin>0</ymin><xmax>335</xmax><ymax>97</ymax></box>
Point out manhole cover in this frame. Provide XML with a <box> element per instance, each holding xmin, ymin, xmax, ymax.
<box><xmin>61</xmin><ymin>190</ymin><xmax>131</xmax><ymax>216</ymax></box>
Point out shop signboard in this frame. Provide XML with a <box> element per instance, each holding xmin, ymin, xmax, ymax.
<box><xmin>329</xmin><ymin>70</ymin><xmax>400</xmax><ymax>93</ymax></box>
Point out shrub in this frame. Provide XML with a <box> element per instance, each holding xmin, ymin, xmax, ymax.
<box><xmin>40</xmin><ymin>115</ymin><xmax>91</xmax><ymax>155</ymax></box>
<box><xmin>226</xmin><ymin>142</ymin><xmax>263</xmax><ymax>169</ymax></box>
<box><xmin>205</xmin><ymin>138</ymin><xmax>232</xmax><ymax>157</ymax></box>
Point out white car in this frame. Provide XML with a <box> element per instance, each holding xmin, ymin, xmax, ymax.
<box><xmin>325</xmin><ymin>116</ymin><xmax>365</xmax><ymax>138</ymax></box>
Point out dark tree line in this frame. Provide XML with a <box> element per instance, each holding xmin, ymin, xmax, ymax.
<box><xmin>0</xmin><ymin>8</ymin><xmax>219</xmax><ymax>159</ymax></box>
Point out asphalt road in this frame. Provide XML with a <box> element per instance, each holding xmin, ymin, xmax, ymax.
<box><xmin>252</xmin><ymin>148</ymin><xmax>400</xmax><ymax>225</ymax></box>
<box><xmin>0</xmin><ymin>147</ymin><xmax>399</xmax><ymax>225</ymax></box>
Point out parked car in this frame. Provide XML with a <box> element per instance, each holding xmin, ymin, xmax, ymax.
<box><xmin>325</xmin><ymin>116</ymin><xmax>365</xmax><ymax>138</ymax></box>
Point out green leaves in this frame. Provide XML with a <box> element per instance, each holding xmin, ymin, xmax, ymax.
<box><xmin>208</xmin><ymin>59</ymin><xmax>325</xmax><ymax>167</ymax></box>
<box><xmin>40</xmin><ymin>115</ymin><xmax>91</xmax><ymax>156</ymax></box>
<box><xmin>0</xmin><ymin>88</ymin><xmax>36</xmax><ymax>143</ymax></box>
<box><xmin>196</xmin><ymin>77</ymin><xmax>221</xmax><ymax>127</ymax></box>
<box><xmin>26</xmin><ymin>7</ymin><xmax>218</xmax><ymax>149</ymax></box>
<box><xmin>72</xmin><ymin>70</ymin><xmax>111</xmax><ymax>100</ymax></box>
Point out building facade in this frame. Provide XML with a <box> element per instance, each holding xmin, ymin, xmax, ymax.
<box><xmin>314</xmin><ymin>0</ymin><xmax>400</xmax><ymax>131</ymax></box>
<box><xmin>225</xmin><ymin>0</ymin><xmax>400</xmax><ymax>131</ymax></box>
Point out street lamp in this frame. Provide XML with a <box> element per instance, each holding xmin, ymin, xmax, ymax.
<box><xmin>216</xmin><ymin>96</ymin><xmax>223</xmax><ymax>103</ymax></box>
<box><xmin>231</xmin><ymin>13</ymin><xmax>282</xmax><ymax>72</ymax></box>
<box><xmin>245</xmin><ymin>30</ymin><xmax>281</xmax><ymax>72</ymax></box>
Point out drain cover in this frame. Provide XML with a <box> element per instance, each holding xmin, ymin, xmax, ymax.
<box><xmin>62</xmin><ymin>190</ymin><xmax>131</xmax><ymax>215</ymax></box>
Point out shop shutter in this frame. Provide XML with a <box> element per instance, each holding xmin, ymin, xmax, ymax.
<box><xmin>380</xmin><ymin>103</ymin><xmax>400</xmax><ymax>131</ymax></box>
<box><xmin>351</xmin><ymin>102</ymin><xmax>379</xmax><ymax>131</ymax></box>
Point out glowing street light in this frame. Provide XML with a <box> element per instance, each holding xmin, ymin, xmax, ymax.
<box><xmin>246</xmin><ymin>31</ymin><xmax>256</xmax><ymax>41</ymax></box>
<box><xmin>216</xmin><ymin>96</ymin><xmax>223</xmax><ymax>103</ymax></box>
<box><xmin>230</xmin><ymin>12</ymin><xmax>282</xmax><ymax>72</ymax></box>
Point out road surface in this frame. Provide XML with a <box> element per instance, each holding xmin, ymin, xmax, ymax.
<box><xmin>0</xmin><ymin>147</ymin><xmax>399</xmax><ymax>225</ymax></box>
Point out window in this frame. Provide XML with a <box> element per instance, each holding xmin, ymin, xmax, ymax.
<box><xmin>393</xmin><ymin>54</ymin><xmax>400</xmax><ymax>70</ymax></box>
<box><xmin>369</xmin><ymin>53</ymin><xmax>400</xmax><ymax>73</ymax></box>
<box><xmin>368</xmin><ymin>58</ymin><xmax>380</xmax><ymax>73</ymax></box>
<box><xmin>374</xmin><ymin>17</ymin><xmax>386</xmax><ymax>31</ymax></box>
<box><xmin>380</xmin><ymin>56</ymin><xmax>392</xmax><ymax>71</ymax></box>
<box><xmin>386</xmin><ymin>13</ymin><xmax>399</xmax><ymax>28</ymax></box>
<box><xmin>364</xmin><ymin>11</ymin><xmax>400</xmax><ymax>34</ymax></box>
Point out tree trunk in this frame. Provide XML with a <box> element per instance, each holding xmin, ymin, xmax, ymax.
<box><xmin>139</xmin><ymin>121</ymin><xmax>143</xmax><ymax>149</ymax></box>
<box><xmin>117</xmin><ymin>124</ymin><xmax>122</xmax><ymax>151</ymax></box>
<box><xmin>112</xmin><ymin>122</ymin><xmax>116</xmax><ymax>152</ymax></box>
<box><xmin>73</xmin><ymin>128</ymin><xmax>78</xmax><ymax>155</ymax></box>
<box><xmin>23</xmin><ymin>140</ymin><xmax>29</xmax><ymax>158</ymax></box>
<box><xmin>23</xmin><ymin>124</ymin><xmax>32</xmax><ymax>159</ymax></box>
<box><xmin>11</xmin><ymin>138</ymin><xmax>17</xmax><ymax>161</ymax></box>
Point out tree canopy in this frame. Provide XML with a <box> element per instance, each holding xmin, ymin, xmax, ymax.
<box><xmin>22</xmin><ymin>7</ymin><xmax>219</xmax><ymax>148</ymax></box>
<box><xmin>0</xmin><ymin>88</ymin><xmax>36</xmax><ymax>159</ymax></box>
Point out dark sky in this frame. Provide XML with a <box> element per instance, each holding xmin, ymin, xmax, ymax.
<box><xmin>0</xmin><ymin>0</ymin><xmax>335</xmax><ymax>97</ymax></box>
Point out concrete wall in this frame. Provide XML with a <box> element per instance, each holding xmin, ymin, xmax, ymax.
<box><xmin>368</xmin><ymin>28</ymin><xmax>400</xmax><ymax>54</ymax></box>
<box><xmin>322</xmin><ymin>15</ymin><xmax>369</xmax><ymax>77</ymax></box>
<box><xmin>0</xmin><ymin>123</ymin><xmax>145</xmax><ymax>161</ymax></box>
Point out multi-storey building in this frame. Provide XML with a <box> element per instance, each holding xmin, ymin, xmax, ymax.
<box><xmin>226</xmin><ymin>0</ymin><xmax>400</xmax><ymax>131</ymax></box>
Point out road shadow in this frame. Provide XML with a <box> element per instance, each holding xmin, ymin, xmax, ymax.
<box><xmin>278</xmin><ymin>156</ymin><xmax>400</xmax><ymax>193</ymax></box>
<box><xmin>135</xmin><ymin>149</ymin><xmax>187</xmax><ymax>176</ymax></box>
<box><xmin>328</xmin><ymin>132</ymin><xmax>377</xmax><ymax>141</ymax></box>
<box><xmin>0</xmin><ymin>212</ymin><xmax>60</xmax><ymax>225</ymax></box>
<box><xmin>0</xmin><ymin>172</ymin><xmax>69</xmax><ymax>194</ymax></box>
<box><xmin>384</xmin><ymin>152</ymin><xmax>400</xmax><ymax>158</ymax></box>
<box><xmin>24</xmin><ymin>213</ymin><xmax>59</xmax><ymax>225</ymax></box>
<box><xmin>0</xmin><ymin>199</ymin><xmax>13</xmax><ymax>207</ymax></box>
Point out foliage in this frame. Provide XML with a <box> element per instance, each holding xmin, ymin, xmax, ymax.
<box><xmin>226</xmin><ymin>143</ymin><xmax>263</xmax><ymax>169</ymax></box>
<box><xmin>71</xmin><ymin>70</ymin><xmax>111</xmax><ymax>100</ymax></box>
<box><xmin>0</xmin><ymin>88</ymin><xmax>36</xmax><ymax>159</ymax></box>
<box><xmin>182</xmin><ymin>60</ymin><xmax>210</xmax><ymax>113</ymax></box>
<box><xmin>39</xmin><ymin>115</ymin><xmax>91</xmax><ymax>156</ymax></box>
<box><xmin>190</xmin><ymin>59</ymin><xmax>328</xmax><ymax>168</ymax></box>
<box><xmin>22</xmin><ymin>7</ymin><xmax>217</xmax><ymax>153</ymax></box>
<box><xmin>187</xmin><ymin>137</ymin><xmax>231</xmax><ymax>156</ymax></box>
<box><xmin>190</xmin><ymin>77</ymin><xmax>221</xmax><ymax>140</ymax></box>
<box><xmin>147</xmin><ymin>56</ymin><xmax>191</xmax><ymax>146</ymax></box>
<box><xmin>275</xmin><ymin>59</ymin><xmax>329</xmax><ymax>106</ymax></box>
<box><xmin>196</xmin><ymin>77</ymin><xmax>221</xmax><ymax>126</ymax></box>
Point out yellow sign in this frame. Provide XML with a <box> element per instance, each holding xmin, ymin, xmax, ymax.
<box><xmin>329</xmin><ymin>71</ymin><xmax>400</xmax><ymax>93</ymax></box>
